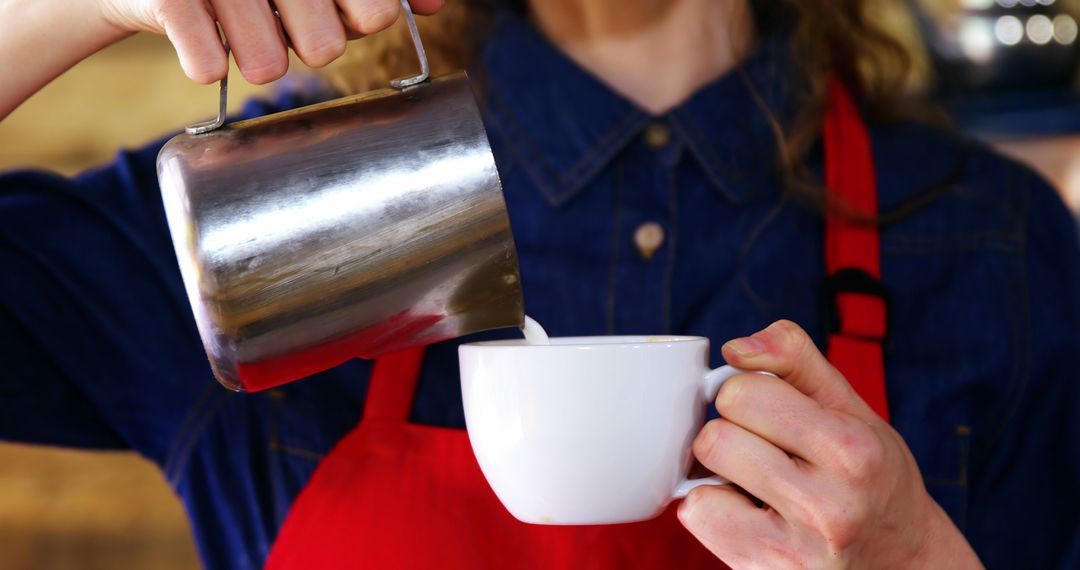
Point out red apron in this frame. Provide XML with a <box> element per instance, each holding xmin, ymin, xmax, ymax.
<box><xmin>264</xmin><ymin>77</ymin><xmax>889</xmax><ymax>569</ymax></box>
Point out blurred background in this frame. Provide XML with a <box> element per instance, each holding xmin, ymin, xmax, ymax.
<box><xmin>0</xmin><ymin>34</ymin><xmax>269</xmax><ymax>570</ymax></box>
<box><xmin>1</xmin><ymin>1</ymin><xmax>1079</xmax><ymax>569</ymax></box>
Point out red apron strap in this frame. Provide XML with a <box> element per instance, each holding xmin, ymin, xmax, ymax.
<box><xmin>362</xmin><ymin>347</ymin><xmax>426</xmax><ymax>421</ymax></box>
<box><xmin>822</xmin><ymin>75</ymin><xmax>891</xmax><ymax>423</ymax></box>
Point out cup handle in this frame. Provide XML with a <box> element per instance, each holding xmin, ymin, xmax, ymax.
<box><xmin>672</xmin><ymin>474</ymin><xmax>728</xmax><ymax>499</ymax></box>
<box><xmin>670</xmin><ymin>365</ymin><xmax>767</xmax><ymax>499</ymax></box>
<box><xmin>702</xmin><ymin>364</ymin><xmax>742</xmax><ymax>405</ymax></box>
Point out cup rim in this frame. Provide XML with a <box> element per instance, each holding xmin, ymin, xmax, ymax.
<box><xmin>459</xmin><ymin>335</ymin><xmax>708</xmax><ymax>349</ymax></box>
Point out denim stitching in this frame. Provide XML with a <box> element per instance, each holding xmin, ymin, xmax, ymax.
<box><xmin>485</xmin><ymin>90</ymin><xmax>646</xmax><ymax>206</ymax></box>
<box><xmin>668</xmin><ymin>112</ymin><xmax>750</xmax><ymax>203</ymax></box>
<box><xmin>484</xmin><ymin>91</ymin><xmax>565</xmax><ymax>200</ymax></box>
<box><xmin>736</xmin><ymin>196</ymin><xmax>789</xmax><ymax>315</ymax></box>
<box><xmin>606</xmin><ymin>162</ymin><xmax>624</xmax><ymax>335</ymax></box>
<box><xmin>166</xmin><ymin>389</ymin><xmax>230</xmax><ymax>487</ymax></box>
<box><xmin>668</xmin><ymin>109</ymin><xmax>743</xmax><ymax>179</ymax></box>
<box><xmin>265</xmin><ymin>389</ymin><xmax>285</xmax><ymax>456</ymax></box>
<box><xmin>973</xmin><ymin>175</ymin><xmax>1032</xmax><ymax>470</ymax></box>
<box><xmin>668</xmin><ymin>115</ymin><xmax>733</xmax><ymax>188</ymax></box>
<box><xmin>882</xmin><ymin>231</ymin><xmax>1023</xmax><ymax>243</ymax></box>
<box><xmin>268</xmin><ymin>442</ymin><xmax>323</xmax><ymax>463</ymax></box>
<box><xmin>264</xmin><ymin>389</ymin><xmax>326</xmax><ymax>462</ymax></box>
<box><xmin>957</xmin><ymin>425</ymin><xmax>970</xmax><ymax>531</ymax></box>
<box><xmin>661</xmin><ymin>143</ymin><xmax>684</xmax><ymax>334</ymax></box>
<box><xmin>923</xmin><ymin>425</ymin><xmax>970</xmax><ymax>530</ymax></box>
<box><xmin>881</xmin><ymin>231</ymin><xmax>1023</xmax><ymax>255</ymax></box>
<box><xmin>925</xmin><ymin>426</ymin><xmax>971</xmax><ymax>487</ymax></box>
<box><xmin>881</xmin><ymin>245</ymin><xmax>1020</xmax><ymax>255</ymax></box>
<box><xmin>561</xmin><ymin>113</ymin><xmax>649</xmax><ymax>191</ymax></box>
<box><xmin>163</xmin><ymin>382</ymin><xmax>219</xmax><ymax>478</ymax></box>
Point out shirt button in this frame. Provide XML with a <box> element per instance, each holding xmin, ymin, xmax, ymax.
<box><xmin>643</xmin><ymin>122</ymin><xmax>671</xmax><ymax>149</ymax></box>
<box><xmin>634</xmin><ymin>222</ymin><xmax>665</xmax><ymax>260</ymax></box>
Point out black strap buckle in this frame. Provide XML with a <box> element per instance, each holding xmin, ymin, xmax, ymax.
<box><xmin>819</xmin><ymin>267</ymin><xmax>891</xmax><ymax>344</ymax></box>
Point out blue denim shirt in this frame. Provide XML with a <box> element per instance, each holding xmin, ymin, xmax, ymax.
<box><xmin>2</xmin><ymin>12</ymin><xmax>1078</xmax><ymax>570</ymax></box>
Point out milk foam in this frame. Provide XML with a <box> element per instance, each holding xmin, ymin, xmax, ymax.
<box><xmin>521</xmin><ymin>315</ymin><xmax>551</xmax><ymax>345</ymax></box>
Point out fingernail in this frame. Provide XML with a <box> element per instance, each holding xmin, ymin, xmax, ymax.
<box><xmin>724</xmin><ymin>336</ymin><xmax>764</xmax><ymax>357</ymax></box>
<box><xmin>677</xmin><ymin>494</ymin><xmax>694</xmax><ymax>522</ymax></box>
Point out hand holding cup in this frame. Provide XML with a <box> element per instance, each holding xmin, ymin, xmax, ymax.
<box><xmin>678</xmin><ymin>320</ymin><xmax>982</xmax><ymax>569</ymax></box>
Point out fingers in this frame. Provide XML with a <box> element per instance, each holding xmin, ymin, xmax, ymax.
<box><xmin>275</xmin><ymin>0</ymin><xmax>347</xmax><ymax>67</ymax></box>
<box><xmin>406</xmin><ymin>0</ymin><xmax>445</xmax><ymax>15</ymax></box>
<box><xmin>722</xmin><ymin>320</ymin><xmax>874</xmax><ymax>420</ymax></box>
<box><xmin>714</xmin><ymin>372</ymin><xmax>852</xmax><ymax>465</ymax></box>
<box><xmin>157</xmin><ymin>0</ymin><xmax>229</xmax><ymax>83</ymax></box>
<box><xmin>337</xmin><ymin>0</ymin><xmax>401</xmax><ymax>36</ymax></box>
<box><xmin>162</xmin><ymin>0</ymin><xmax>444</xmax><ymax>85</ymax></box>
<box><xmin>678</xmin><ymin>484</ymin><xmax>784</xmax><ymax>567</ymax></box>
<box><xmin>693</xmin><ymin>418</ymin><xmax>806</xmax><ymax>518</ymax></box>
<box><xmin>336</xmin><ymin>0</ymin><xmax>444</xmax><ymax>38</ymax></box>
<box><xmin>212</xmin><ymin>0</ymin><xmax>288</xmax><ymax>84</ymax></box>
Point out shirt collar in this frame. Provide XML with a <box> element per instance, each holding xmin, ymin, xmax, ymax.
<box><xmin>477</xmin><ymin>10</ymin><xmax>797</xmax><ymax>207</ymax></box>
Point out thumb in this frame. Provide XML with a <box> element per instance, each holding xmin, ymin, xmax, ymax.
<box><xmin>721</xmin><ymin>320</ymin><xmax>875</xmax><ymax>419</ymax></box>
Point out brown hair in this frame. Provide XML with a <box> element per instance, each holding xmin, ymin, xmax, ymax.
<box><xmin>318</xmin><ymin>0</ymin><xmax>930</xmax><ymax>213</ymax></box>
<box><xmin>754</xmin><ymin>0</ymin><xmax>924</xmax><ymax>214</ymax></box>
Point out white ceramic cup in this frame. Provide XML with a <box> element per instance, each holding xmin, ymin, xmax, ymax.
<box><xmin>459</xmin><ymin>335</ymin><xmax>744</xmax><ymax>525</ymax></box>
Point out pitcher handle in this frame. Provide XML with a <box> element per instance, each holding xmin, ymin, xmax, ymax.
<box><xmin>185</xmin><ymin>42</ymin><xmax>231</xmax><ymax>135</ymax></box>
<box><xmin>186</xmin><ymin>0</ymin><xmax>430</xmax><ymax>135</ymax></box>
<box><xmin>389</xmin><ymin>0</ymin><xmax>431</xmax><ymax>89</ymax></box>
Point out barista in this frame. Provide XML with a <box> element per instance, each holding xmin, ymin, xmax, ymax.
<box><xmin>1</xmin><ymin>0</ymin><xmax>1077</xmax><ymax>568</ymax></box>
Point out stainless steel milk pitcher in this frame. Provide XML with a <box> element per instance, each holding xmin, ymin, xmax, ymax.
<box><xmin>157</xmin><ymin>0</ymin><xmax>523</xmax><ymax>392</ymax></box>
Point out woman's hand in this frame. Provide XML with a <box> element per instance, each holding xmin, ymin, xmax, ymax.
<box><xmin>679</xmin><ymin>320</ymin><xmax>983</xmax><ymax>569</ymax></box>
<box><xmin>0</xmin><ymin>0</ymin><xmax>442</xmax><ymax>120</ymax></box>
<box><xmin>99</xmin><ymin>0</ymin><xmax>444</xmax><ymax>84</ymax></box>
